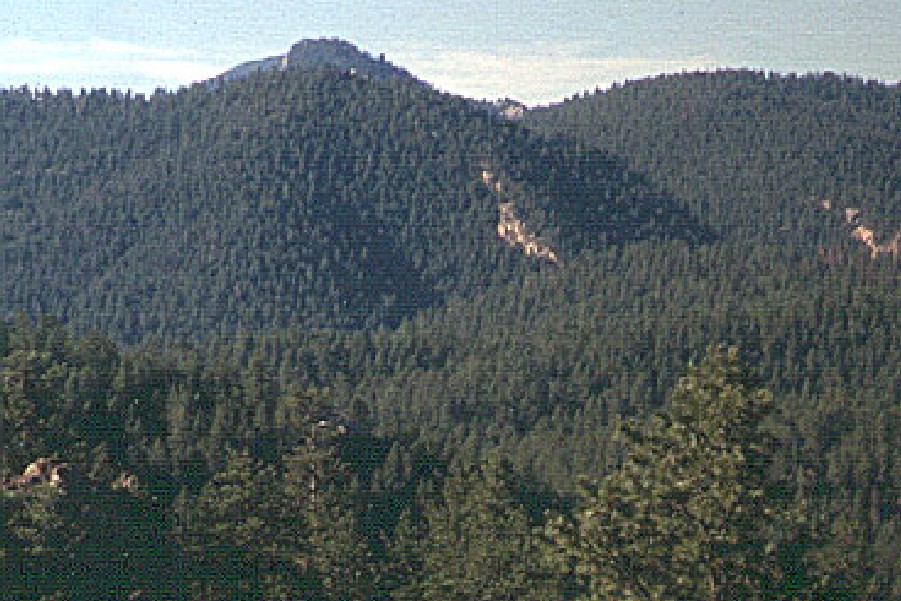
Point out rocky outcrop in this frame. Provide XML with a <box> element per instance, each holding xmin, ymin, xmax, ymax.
<box><xmin>3</xmin><ymin>459</ymin><xmax>145</xmax><ymax>497</ymax></box>
<box><xmin>851</xmin><ymin>226</ymin><xmax>901</xmax><ymax>258</ymax></box>
<box><xmin>498</xmin><ymin>102</ymin><xmax>527</xmax><ymax>120</ymax></box>
<box><xmin>816</xmin><ymin>200</ymin><xmax>900</xmax><ymax>259</ymax></box>
<box><xmin>842</xmin><ymin>206</ymin><xmax>900</xmax><ymax>259</ymax></box>
<box><xmin>497</xmin><ymin>202</ymin><xmax>559</xmax><ymax>262</ymax></box>
<box><xmin>481</xmin><ymin>168</ymin><xmax>559</xmax><ymax>263</ymax></box>
<box><xmin>112</xmin><ymin>472</ymin><xmax>141</xmax><ymax>493</ymax></box>
<box><xmin>468</xmin><ymin>98</ymin><xmax>529</xmax><ymax>120</ymax></box>
<box><xmin>218</xmin><ymin>55</ymin><xmax>287</xmax><ymax>83</ymax></box>
<box><xmin>3</xmin><ymin>458</ymin><xmax>69</xmax><ymax>490</ymax></box>
<box><xmin>211</xmin><ymin>38</ymin><xmax>418</xmax><ymax>89</ymax></box>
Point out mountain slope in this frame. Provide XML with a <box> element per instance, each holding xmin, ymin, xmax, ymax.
<box><xmin>0</xmin><ymin>68</ymin><xmax>702</xmax><ymax>343</ymax></box>
<box><xmin>2</xmin><ymin>67</ymin><xmax>900</xmax><ymax>599</ymax></box>
<box><xmin>527</xmin><ymin>70</ymin><xmax>901</xmax><ymax>258</ymax></box>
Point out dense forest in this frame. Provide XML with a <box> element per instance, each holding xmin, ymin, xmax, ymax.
<box><xmin>0</xmin><ymin>62</ymin><xmax>700</xmax><ymax>343</ymax></box>
<box><xmin>1</xmin><ymin>47</ymin><xmax>899</xmax><ymax>600</ymax></box>
<box><xmin>527</xmin><ymin>70</ymin><xmax>901</xmax><ymax>242</ymax></box>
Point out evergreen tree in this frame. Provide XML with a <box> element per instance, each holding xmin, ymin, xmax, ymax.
<box><xmin>545</xmin><ymin>346</ymin><xmax>810</xmax><ymax>601</ymax></box>
<box><xmin>181</xmin><ymin>450</ymin><xmax>296</xmax><ymax>600</ymax></box>
<box><xmin>398</xmin><ymin>451</ymin><xmax>559</xmax><ymax>601</ymax></box>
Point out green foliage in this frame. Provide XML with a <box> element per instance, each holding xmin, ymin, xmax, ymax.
<box><xmin>396</xmin><ymin>452</ymin><xmax>561</xmax><ymax>601</ymax></box>
<box><xmin>0</xmin><ymin>69</ymin><xmax>898</xmax><ymax>599</ymax></box>
<box><xmin>181</xmin><ymin>451</ymin><xmax>290</xmax><ymax>599</ymax></box>
<box><xmin>281</xmin><ymin>431</ymin><xmax>374</xmax><ymax>601</ymax></box>
<box><xmin>545</xmin><ymin>347</ymin><xmax>808</xmax><ymax>601</ymax></box>
<box><xmin>181</xmin><ymin>436</ymin><xmax>371</xmax><ymax>601</ymax></box>
<box><xmin>1</xmin><ymin>472</ymin><xmax>177</xmax><ymax>600</ymax></box>
<box><xmin>0</xmin><ymin>68</ymin><xmax>696</xmax><ymax>344</ymax></box>
<box><xmin>527</xmin><ymin>71</ymin><xmax>901</xmax><ymax>242</ymax></box>
<box><xmin>0</xmin><ymin>312</ymin><xmax>896</xmax><ymax>599</ymax></box>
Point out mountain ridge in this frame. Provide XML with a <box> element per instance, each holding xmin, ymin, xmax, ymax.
<box><xmin>526</xmin><ymin>69</ymin><xmax>901</xmax><ymax>259</ymax></box>
<box><xmin>1</xmin><ymin>66</ymin><xmax>897</xmax><ymax>349</ymax></box>
<box><xmin>209</xmin><ymin>37</ymin><xmax>529</xmax><ymax>117</ymax></box>
<box><xmin>1</xmin><ymin>63</ymin><xmax>899</xmax><ymax>599</ymax></box>
<box><xmin>0</xmin><ymin>64</ymin><xmax>703</xmax><ymax>343</ymax></box>
<box><xmin>210</xmin><ymin>37</ymin><xmax>420</xmax><ymax>88</ymax></box>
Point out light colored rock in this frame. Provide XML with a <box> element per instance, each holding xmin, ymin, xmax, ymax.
<box><xmin>4</xmin><ymin>458</ymin><xmax>69</xmax><ymax>490</ymax></box>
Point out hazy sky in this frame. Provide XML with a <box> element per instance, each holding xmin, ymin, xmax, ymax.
<box><xmin>1</xmin><ymin>0</ymin><xmax>899</xmax><ymax>105</ymax></box>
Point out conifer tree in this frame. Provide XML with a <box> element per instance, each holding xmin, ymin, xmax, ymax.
<box><xmin>181</xmin><ymin>451</ymin><xmax>283</xmax><ymax>600</ymax></box>
<box><xmin>399</xmin><ymin>451</ymin><xmax>560</xmax><ymax>601</ymax></box>
<box><xmin>545</xmin><ymin>346</ymin><xmax>809</xmax><ymax>601</ymax></box>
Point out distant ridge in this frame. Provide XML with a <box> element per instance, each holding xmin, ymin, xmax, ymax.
<box><xmin>211</xmin><ymin>37</ymin><xmax>419</xmax><ymax>87</ymax></box>
<box><xmin>210</xmin><ymin>37</ymin><xmax>528</xmax><ymax>116</ymax></box>
<box><xmin>526</xmin><ymin>70</ymin><xmax>901</xmax><ymax>252</ymax></box>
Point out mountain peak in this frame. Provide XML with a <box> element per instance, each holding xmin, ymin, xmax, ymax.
<box><xmin>213</xmin><ymin>37</ymin><xmax>417</xmax><ymax>87</ymax></box>
<box><xmin>286</xmin><ymin>38</ymin><xmax>414</xmax><ymax>78</ymax></box>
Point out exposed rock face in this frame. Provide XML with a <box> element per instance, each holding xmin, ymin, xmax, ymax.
<box><xmin>212</xmin><ymin>38</ymin><xmax>418</xmax><ymax>88</ymax></box>
<box><xmin>481</xmin><ymin>168</ymin><xmax>559</xmax><ymax>263</ymax></box>
<box><xmin>212</xmin><ymin>55</ymin><xmax>287</xmax><ymax>87</ymax></box>
<box><xmin>482</xmin><ymin>169</ymin><xmax>503</xmax><ymax>194</ymax></box>
<box><xmin>852</xmin><ymin>226</ymin><xmax>901</xmax><ymax>258</ymax></box>
<box><xmin>3</xmin><ymin>459</ymin><xmax>148</xmax><ymax>497</ymax></box>
<box><xmin>500</xmin><ymin>104</ymin><xmax>526</xmax><ymax>120</ymax></box>
<box><xmin>3</xmin><ymin>458</ymin><xmax>69</xmax><ymax>490</ymax></box>
<box><xmin>112</xmin><ymin>472</ymin><xmax>141</xmax><ymax>493</ymax></box>
<box><xmin>841</xmin><ymin>207</ymin><xmax>900</xmax><ymax>259</ymax></box>
<box><xmin>816</xmin><ymin>200</ymin><xmax>899</xmax><ymax>259</ymax></box>
<box><xmin>285</xmin><ymin>38</ymin><xmax>414</xmax><ymax>81</ymax></box>
<box><xmin>468</xmin><ymin>98</ymin><xmax>529</xmax><ymax>120</ymax></box>
<box><xmin>497</xmin><ymin>203</ymin><xmax>559</xmax><ymax>262</ymax></box>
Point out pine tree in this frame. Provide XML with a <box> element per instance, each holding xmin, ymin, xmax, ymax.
<box><xmin>545</xmin><ymin>346</ymin><xmax>810</xmax><ymax>601</ymax></box>
<box><xmin>181</xmin><ymin>450</ymin><xmax>293</xmax><ymax>600</ymax></box>
<box><xmin>399</xmin><ymin>451</ymin><xmax>560</xmax><ymax>601</ymax></box>
<box><xmin>182</xmin><ymin>423</ymin><xmax>370</xmax><ymax>601</ymax></box>
<box><xmin>280</xmin><ymin>422</ymin><xmax>372</xmax><ymax>601</ymax></box>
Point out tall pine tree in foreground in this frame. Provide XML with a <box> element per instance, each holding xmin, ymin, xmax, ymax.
<box><xmin>545</xmin><ymin>346</ymin><xmax>811</xmax><ymax>601</ymax></box>
<box><xmin>394</xmin><ymin>452</ymin><xmax>560</xmax><ymax>601</ymax></box>
<box><xmin>180</xmin><ymin>422</ymin><xmax>371</xmax><ymax>601</ymax></box>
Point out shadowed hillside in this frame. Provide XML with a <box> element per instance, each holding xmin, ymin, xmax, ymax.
<box><xmin>0</xmin><ymin>66</ymin><xmax>703</xmax><ymax>343</ymax></box>
<box><xmin>0</xmin><ymin>63</ymin><xmax>899</xmax><ymax>600</ymax></box>
<box><xmin>528</xmin><ymin>70</ymin><xmax>901</xmax><ymax>257</ymax></box>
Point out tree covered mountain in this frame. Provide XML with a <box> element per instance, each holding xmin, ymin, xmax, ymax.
<box><xmin>0</xmin><ymin>64</ymin><xmax>703</xmax><ymax>343</ymax></box>
<box><xmin>2</xmin><ymin>314</ymin><xmax>897</xmax><ymax>600</ymax></box>
<box><xmin>212</xmin><ymin>38</ymin><xmax>420</xmax><ymax>87</ymax></box>
<box><xmin>527</xmin><ymin>70</ymin><xmax>901</xmax><ymax>252</ymax></box>
<box><xmin>1</xmin><ymin>56</ymin><xmax>899</xmax><ymax>600</ymax></box>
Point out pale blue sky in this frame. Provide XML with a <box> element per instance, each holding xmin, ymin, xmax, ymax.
<box><xmin>1</xmin><ymin>0</ymin><xmax>898</xmax><ymax>105</ymax></box>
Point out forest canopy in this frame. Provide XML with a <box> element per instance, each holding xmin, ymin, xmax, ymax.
<box><xmin>1</xmin><ymin>64</ymin><xmax>899</xmax><ymax>599</ymax></box>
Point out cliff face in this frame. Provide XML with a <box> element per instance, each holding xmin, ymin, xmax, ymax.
<box><xmin>212</xmin><ymin>38</ymin><xmax>418</xmax><ymax>88</ymax></box>
<box><xmin>3</xmin><ymin>458</ymin><xmax>68</xmax><ymax>490</ymax></box>
<box><xmin>497</xmin><ymin>202</ymin><xmax>559</xmax><ymax>262</ymax></box>
<box><xmin>216</xmin><ymin>55</ymin><xmax>287</xmax><ymax>84</ymax></box>
<box><xmin>481</xmin><ymin>168</ymin><xmax>559</xmax><ymax>263</ymax></box>
<box><xmin>285</xmin><ymin>39</ymin><xmax>415</xmax><ymax>81</ymax></box>
<box><xmin>823</xmin><ymin>201</ymin><xmax>901</xmax><ymax>259</ymax></box>
<box><xmin>851</xmin><ymin>225</ymin><xmax>901</xmax><ymax>258</ymax></box>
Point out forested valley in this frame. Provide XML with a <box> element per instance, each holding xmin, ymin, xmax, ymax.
<box><xmin>1</xmin><ymin>50</ymin><xmax>899</xmax><ymax>600</ymax></box>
